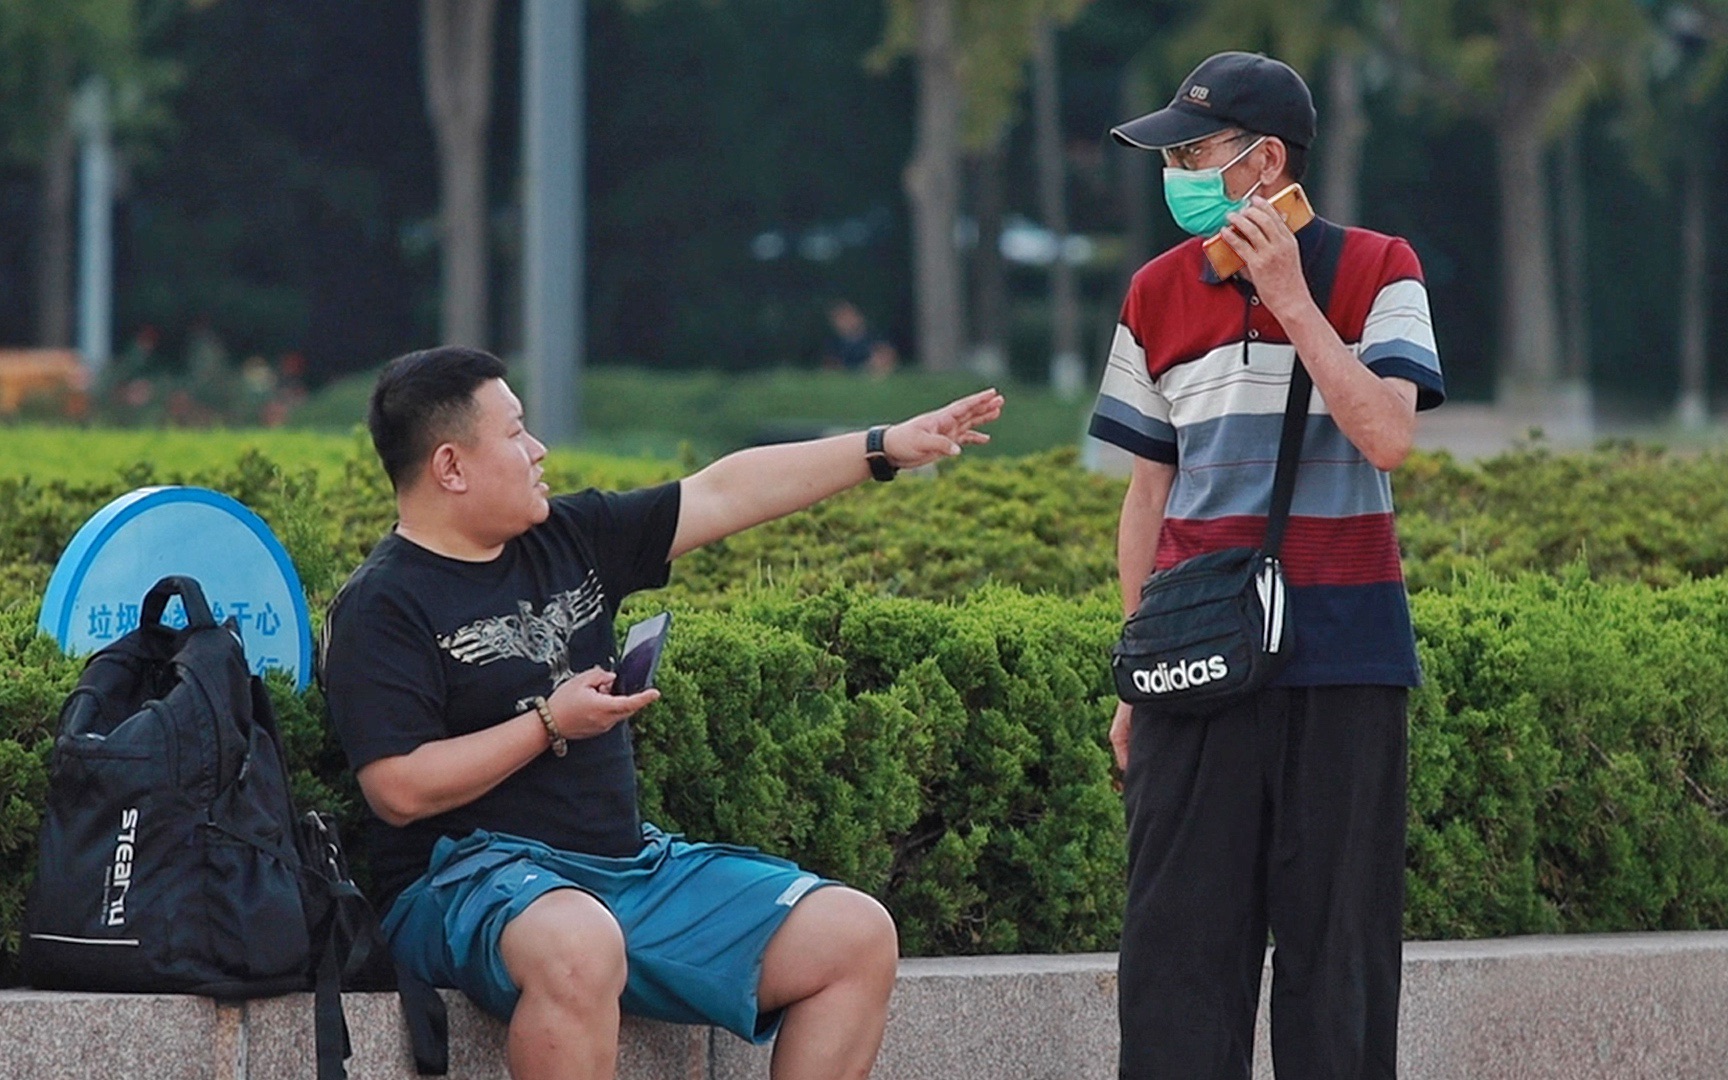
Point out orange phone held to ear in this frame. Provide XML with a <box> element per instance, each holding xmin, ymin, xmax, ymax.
<box><xmin>1203</xmin><ymin>182</ymin><xmax>1315</xmax><ymax>280</ymax></box>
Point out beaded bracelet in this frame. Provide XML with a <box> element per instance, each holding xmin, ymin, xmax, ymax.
<box><xmin>530</xmin><ymin>695</ymin><xmax>567</xmax><ymax>757</ymax></box>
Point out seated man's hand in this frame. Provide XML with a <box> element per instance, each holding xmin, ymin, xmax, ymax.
<box><xmin>882</xmin><ymin>387</ymin><xmax>1005</xmax><ymax>469</ymax></box>
<box><xmin>549</xmin><ymin>666</ymin><xmax>660</xmax><ymax>740</ymax></box>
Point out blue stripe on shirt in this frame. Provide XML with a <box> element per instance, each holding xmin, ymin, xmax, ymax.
<box><xmin>1089</xmin><ymin>412</ymin><xmax>1177</xmax><ymax>464</ymax></box>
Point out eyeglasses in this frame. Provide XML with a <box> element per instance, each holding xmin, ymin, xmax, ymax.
<box><xmin>1161</xmin><ymin>131</ymin><xmax>1255</xmax><ymax>171</ymax></box>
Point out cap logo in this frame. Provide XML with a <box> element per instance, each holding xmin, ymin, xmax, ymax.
<box><xmin>1188</xmin><ymin>85</ymin><xmax>1210</xmax><ymax>102</ymax></box>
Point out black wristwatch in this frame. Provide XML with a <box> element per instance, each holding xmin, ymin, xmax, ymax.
<box><xmin>865</xmin><ymin>425</ymin><xmax>898</xmax><ymax>482</ymax></box>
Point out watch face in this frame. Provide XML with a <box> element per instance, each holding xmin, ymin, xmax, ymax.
<box><xmin>867</xmin><ymin>426</ymin><xmax>895</xmax><ymax>480</ymax></box>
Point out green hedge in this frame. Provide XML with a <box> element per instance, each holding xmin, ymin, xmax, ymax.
<box><xmin>1407</xmin><ymin>568</ymin><xmax>1728</xmax><ymax>939</ymax></box>
<box><xmin>1395</xmin><ymin>443</ymin><xmax>1728</xmax><ymax>590</ymax></box>
<box><xmin>633</xmin><ymin>587</ymin><xmax>1124</xmax><ymax>956</ymax></box>
<box><xmin>11</xmin><ymin>432</ymin><xmax>1728</xmax><ymax>610</ymax></box>
<box><xmin>9</xmin><ymin>567</ymin><xmax>1728</xmax><ymax>975</ymax></box>
<box><xmin>6</xmin><ymin>434</ymin><xmax>1728</xmax><ymax>980</ymax></box>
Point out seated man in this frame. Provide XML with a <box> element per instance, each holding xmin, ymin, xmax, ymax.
<box><xmin>822</xmin><ymin>300</ymin><xmax>898</xmax><ymax>378</ymax></box>
<box><xmin>320</xmin><ymin>345</ymin><xmax>1002</xmax><ymax>1080</ymax></box>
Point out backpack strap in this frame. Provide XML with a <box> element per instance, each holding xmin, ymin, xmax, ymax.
<box><xmin>309</xmin><ymin>881</ymin><xmax>448</xmax><ymax>1078</ymax></box>
<box><xmin>300</xmin><ymin>812</ymin><xmax>449</xmax><ymax>1078</ymax></box>
<box><xmin>394</xmin><ymin>962</ymin><xmax>451</xmax><ymax>1075</ymax></box>
<box><xmin>141</xmin><ymin>575</ymin><xmax>217</xmax><ymax>629</ymax></box>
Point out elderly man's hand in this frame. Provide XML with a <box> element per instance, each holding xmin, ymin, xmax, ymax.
<box><xmin>1218</xmin><ymin>195</ymin><xmax>1311</xmax><ymax>320</ymax></box>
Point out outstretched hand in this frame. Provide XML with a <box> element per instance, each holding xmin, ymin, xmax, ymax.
<box><xmin>881</xmin><ymin>387</ymin><xmax>1005</xmax><ymax>469</ymax></box>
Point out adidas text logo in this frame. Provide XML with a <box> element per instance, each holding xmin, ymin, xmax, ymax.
<box><xmin>1132</xmin><ymin>655</ymin><xmax>1228</xmax><ymax>695</ymax></box>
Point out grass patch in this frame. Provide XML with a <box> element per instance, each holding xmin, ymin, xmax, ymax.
<box><xmin>291</xmin><ymin>365</ymin><xmax>1090</xmax><ymax>462</ymax></box>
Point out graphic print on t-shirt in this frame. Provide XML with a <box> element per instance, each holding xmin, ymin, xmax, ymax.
<box><xmin>436</xmin><ymin>571</ymin><xmax>604</xmax><ymax>687</ymax></box>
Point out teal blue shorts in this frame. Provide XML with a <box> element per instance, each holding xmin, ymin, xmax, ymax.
<box><xmin>379</xmin><ymin>825</ymin><xmax>832</xmax><ymax>1042</ymax></box>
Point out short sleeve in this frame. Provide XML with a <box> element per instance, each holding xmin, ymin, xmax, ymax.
<box><xmin>1359</xmin><ymin>240</ymin><xmax>1445</xmax><ymax>412</ymax></box>
<box><xmin>320</xmin><ymin>576</ymin><xmax>448</xmax><ymax>770</ymax></box>
<box><xmin>549</xmin><ymin>482</ymin><xmax>681</xmax><ymax>603</ymax></box>
<box><xmin>1088</xmin><ymin>322</ymin><xmax>1177</xmax><ymax>463</ymax></box>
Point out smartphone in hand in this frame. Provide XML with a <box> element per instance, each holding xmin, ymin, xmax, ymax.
<box><xmin>1204</xmin><ymin>182</ymin><xmax>1315</xmax><ymax>280</ymax></box>
<box><xmin>614</xmin><ymin>612</ymin><xmax>671</xmax><ymax>696</ymax></box>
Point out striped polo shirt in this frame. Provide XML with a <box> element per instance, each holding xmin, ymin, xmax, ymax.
<box><xmin>1089</xmin><ymin>219</ymin><xmax>1445</xmax><ymax>687</ymax></box>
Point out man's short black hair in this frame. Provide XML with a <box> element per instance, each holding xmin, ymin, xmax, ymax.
<box><xmin>368</xmin><ymin>346</ymin><xmax>509</xmax><ymax>491</ymax></box>
<box><xmin>1281</xmin><ymin>139</ymin><xmax>1308</xmax><ymax>183</ymax></box>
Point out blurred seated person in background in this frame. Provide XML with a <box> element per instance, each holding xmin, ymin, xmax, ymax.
<box><xmin>822</xmin><ymin>300</ymin><xmax>898</xmax><ymax>378</ymax></box>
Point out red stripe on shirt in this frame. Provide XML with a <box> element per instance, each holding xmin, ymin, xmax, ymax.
<box><xmin>1156</xmin><ymin>514</ymin><xmax>1404</xmax><ymax>587</ymax></box>
<box><xmin>1122</xmin><ymin>228</ymin><xmax>1424</xmax><ymax>380</ymax></box>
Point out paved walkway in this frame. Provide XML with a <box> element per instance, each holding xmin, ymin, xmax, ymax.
<box><xmin>1412</xmin><ymin>403</ymin><xmax>1537</xmax><ymax>461</ymax></box>
<box><xmin>1088</xmin><ymin>402</ymin><xmax>1722</xmax><ymax>475</ymax></box>
<box><xmin>1414</xmin><ymin>401</ymin><xmax>1728</xmax><ymax>461</ymax></box>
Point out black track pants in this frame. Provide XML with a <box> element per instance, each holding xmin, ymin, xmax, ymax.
<box><xmin>1118</xmin><ymin>685</ymin><xmax>1408</xmax><ymax>1080</ymax></box>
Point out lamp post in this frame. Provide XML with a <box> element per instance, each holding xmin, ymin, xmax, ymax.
<box><xmin>522</xmin><ymin>0</ymin><xmax>583</xmax><ymax>444</ymax></box>
<box><xmin>72</xmin><ymin>77</ymin><xmax>114</xmax><ymax>379</ymax></box>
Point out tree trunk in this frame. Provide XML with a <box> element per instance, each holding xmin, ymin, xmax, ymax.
<box><xmin>1318</xmin><ymin>52</ymin><xmax>1366</xmax><ymax>227</ymax></box>
<box><xmin>1032</xmin><ymin>16</ymin><xmax>1081</xmax><ymax>397</ymax></box>
<box><xmin>904</xmin><ymin>0</ymin><xmax>965</xmax><ymax>372</ymax></box>
<box><xmin>423</xmin><ymin>0</ymin><xmax>498</xmax><ymax>349</ymax></box>
<box><xmin>35</xmin><ymin>57</ymin><xmax>75</xmax><ymax>349</ymax></box>
<box><xmin>967</xmin><ymin>143</ymin><xmax>1008</xmax><ymax>378</ymax></box>
<box><xmin>1115</xmin><ymin>61</ymin><xmax>1153</xmax><ymax>299</ymax></box>
<box><xmin>1493</xmin><ymin>91</ymin><xmax>1565</xmax><ymax>420</ymax></box>
<box><xmin>1676</xmin><ymin>146</ymin><xmax>1708</xmax><ymax>428</ymax></box>
<box><xmin>1555</xmin><ymin>128</ymin><xmax>1589</xmax><ymax>386</ymax></box>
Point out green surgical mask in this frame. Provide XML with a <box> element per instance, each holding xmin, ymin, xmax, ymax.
<box><xmin>1162</xmin><ymin>136</ymin><xmax>1266</xmax><ymax>237</ymax></box>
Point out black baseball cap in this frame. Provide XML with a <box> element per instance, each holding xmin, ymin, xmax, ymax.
<box><xmin>1112</xmin><ymin>52</ymin><xmax>1317</xmax><ymax>151</ymax></box>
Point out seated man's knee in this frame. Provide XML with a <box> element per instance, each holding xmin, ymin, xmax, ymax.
<box><xmin>831</xmin><ymin>887</ymin><xmax>899</xmax><ymax>973</ymax></box>
<box><xmin>502</xmin><ymin>888</ymin><xmax>628</xmax><ymax>1009</ymax></box>
<box><xmin>779</xmin><ymin>886</ymin><xmax>900</xmax><ymax>986</ymax></box>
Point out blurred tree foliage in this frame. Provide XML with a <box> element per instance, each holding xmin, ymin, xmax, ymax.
<box><xmin>1</xmin><ymin>0</ymin><xmax>1726</xmax><ymax>417</ymax></box>
<box><xmin>0</xmin><ymin>0</ymin><xmax>196</xmax><ymax>346</ymax></box>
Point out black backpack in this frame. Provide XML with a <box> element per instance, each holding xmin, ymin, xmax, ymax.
<box><xmin>21</xmin><ymin>575</ymin><xmax>446</xmax><ymax>1079</ymax></box>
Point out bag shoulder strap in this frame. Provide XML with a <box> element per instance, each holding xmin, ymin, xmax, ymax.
<box><xmin>1263</xmin><ymin>219</ymin><xmax>1347</xmax><ymax>559</ymax></box>
<box><xmin>299</xmin><ymin>810</ymin><xmax>449</xmax><ymax>1078</ymax></box>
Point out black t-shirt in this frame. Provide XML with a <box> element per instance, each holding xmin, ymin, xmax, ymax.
<box><xmin>321</xmin><ymin>483</ymin><xmax>681</xmax><ymax>911</ymax></box>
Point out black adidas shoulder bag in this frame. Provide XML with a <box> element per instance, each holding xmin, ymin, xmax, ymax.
<box><xmin>1110</xmin><ymin>222</ymin><xmax>1344</xmax><ymax>714</ymax></box>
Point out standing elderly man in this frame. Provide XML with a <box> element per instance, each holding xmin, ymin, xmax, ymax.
<box><xmin>1090</xmin><ymin>52</ymin><xmax>1445</xmax><ymax>1079</ymax></box>
<box><xmin>321</xmin><ymin>345</ymin><xmax>1002</xmax><ymax>1080</ymax></box>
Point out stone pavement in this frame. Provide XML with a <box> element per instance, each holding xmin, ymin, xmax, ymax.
<box><xmin>5</xmin><ymin>933</ymin><xmax>1728</xmax><ymax>1078</ymax></box>
<box><xmin>1412</xmin><ymin>402</ymin><xmax>1545</xmax><ymax>461</ymax></box>
<box><xmin>1085</xmin><ymin>399</ymin><xmax>1722</xmax><ymax>476</ymax></box>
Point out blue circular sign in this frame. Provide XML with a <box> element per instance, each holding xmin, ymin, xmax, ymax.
<box><xmin>38</xmin><ymin>486</ymin><xmax>315</xmax><ymax>689</ymax></box>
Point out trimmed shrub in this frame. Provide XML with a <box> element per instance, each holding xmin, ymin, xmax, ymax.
<box><xmin>7</xmin><ymin>433</ymin><xmax>1728</xmax><ymax>980</ymax></box>
<box><xmin>1396</xmin><ymin>443</ymin><xmax>1728</xmax><ymax>591</ymax></box>
<box><xmin>14</xmin><ymin>433</ymin><xmax>1728</xmax><ymax>609</ymax></box>
<box><xmin>1408</xmin><ymin>568</ymin><xmax>1728</xmax><ymax>939</ymax></box>
<box><xmin>667</xmin><ymin>448</ymin><xmax>1123</xmax><ymax>602</ymax></box>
